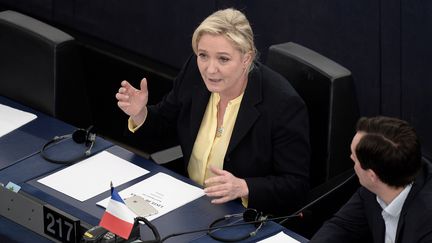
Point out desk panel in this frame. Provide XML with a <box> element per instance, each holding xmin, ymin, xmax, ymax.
<box><xmin>26</xmin><ymin>145</ymin><xmax>247</xmax><ymax>242</ymax></box>
<box><xmin>0</xmin><ymin>129</ymin><xmax>45</xmax><ymax>170</ymax></box>
<box><xmin>1</xmin><ymin>144</ymin><xmax>309</xmax><ymax>242</ymax></box>
<box><xmin>0</xmin><ymin>96</ymin><xmax>81</xmax><ymax>170</ymax></box>
<box><xmin>0</xmin><ymin>136</ymin><xmax>111</xmax><ymax>185</ymax></box>
<box><xmin>0</xmin><ymin>215</ymin><xmax>52</xmax><ymax>243</ymax></box>
<box><xmin>191</xmin><ymin>220</ymin><xmax>308</xmax><ymax>243</ymax></box>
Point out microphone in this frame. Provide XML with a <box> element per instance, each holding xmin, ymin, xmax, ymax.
<box><xmin>126</xmin><ymin>172</ymin><xmax>356</xmax><ymax>243</ymax></box>
<box><xmin>40</xmin><ymin>125</ymin><xmax>97</xmax><ymax>164</ymax></box>
<box><xmin>85</xmin><ymin>133</ymin><xmax>96</xmax><ymax>156</ymax></box>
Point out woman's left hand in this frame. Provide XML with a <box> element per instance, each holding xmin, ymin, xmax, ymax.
<box><xmin>204</xmin><ymin>166</ymin><xmax>249</xmax><ymax>204</ymax></box>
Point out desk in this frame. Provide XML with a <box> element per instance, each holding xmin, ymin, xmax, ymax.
<box><xmin>0</xmin><ymin>95</ymin><xmax>113</xmax><ymax>185</ymax></box>
<box><xmin>20</xmin><ymin>145</ymin><xmax>249</xmax><ymax>242</ymax></box>
<box><xmin>191</xmin><ymin>220</ymin><xmax>308</xmax><ymax>243</ymax></box>
<box><xmin>0</xmin><ymin>95</ymin><xmax>112</xmax><ymax>242</ymax></box>
<box><xmin>0</xmin><ymin>96</ymin><xmax>100</xmax><ymax>170</ymax></box>
<box><xmin>1</xmin><ymin>146</ymin><xmax>309</xmax><ymax>242</ymax></box>
<box><xmin>0</xmin><ymin>97</ymin><xmax>308</xmax><ymax>243</ymax></box>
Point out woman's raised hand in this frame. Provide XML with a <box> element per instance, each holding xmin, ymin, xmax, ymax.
<box><xmin>116</xmin><ymin>78</ymin><xmax>149</xmax><ymax>125</ymax></box>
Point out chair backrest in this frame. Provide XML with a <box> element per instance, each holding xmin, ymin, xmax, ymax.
<box><xmin>0</xmin><ymin>10</ymin><xmax>91</xmax><ymax>127</ymax></box>
<box><xmin>266</xmin><ymin>42</ymin><xmax>360</xmax><ymax>188</ymax></box>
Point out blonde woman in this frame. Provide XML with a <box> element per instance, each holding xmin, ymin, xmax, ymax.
<box><xmin>116</xmin><ymin>8</ymin><xmax>310</xmax><ymax>215</ymax></box>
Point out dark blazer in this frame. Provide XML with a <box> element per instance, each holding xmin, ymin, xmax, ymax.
<box><xmin>310</xmin><ymin>160</ymin><xmax>432</xmax><ymax>243</ymax></box>
<box><xmin>135</xmin><ymin>55</ymin><xmax>310</xmax><ymax>215</ymax></box>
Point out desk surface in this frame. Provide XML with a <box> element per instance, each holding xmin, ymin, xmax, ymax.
<box><xmin>0</xmin><ymin>96</ymin><xmax>89</xmax><ymax>170</ymax></box>
<box><xmin>1</xmin><ymin>145</ymin><xmax>308</xmax><ymax>242</ymax></box>
<box><xmin>0</xmin><ymin>96</ymin><xmax>308</xmax><ymax>243</ymax></box>
<box><xmin>23</xmin><ymin>145</ymin><xmax>250</xmax><ymax>242</ymax></box>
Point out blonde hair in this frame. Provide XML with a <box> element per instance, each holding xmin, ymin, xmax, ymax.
<box><xmin>192</xmin><ymin>8</ymin><xmax>257</xmax><ymax>69</ymax></box>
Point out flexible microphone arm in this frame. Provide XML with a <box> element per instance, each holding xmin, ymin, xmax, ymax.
<box><xmin>280</xmin><ymin>171</ymin><xmax>356</xmax><ymax>224</ymax></box>
<box><xmin>136</xmin><ymin>171</ymin><xmax>356</xmax><ymax>243</ymax></box>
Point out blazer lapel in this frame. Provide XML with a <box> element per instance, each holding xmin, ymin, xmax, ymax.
<box><xmin>370</xmin><ymin>200</ymin><xmax>386</xmax><ymax>243</ymax></box>
<box><xmin>226</xmin><ymin>68</ymin><xmax>262</xmax><ymax>156</ymax></box>
<box><xmin>186</xmin><ymin>66</ymin><xmax>262</xmax><ymax>158</ymax></box>
<box><xmin>395</xmin><ymin>165</ymin><xmax>426</xmax><ymax>242</ymax></box>
<box><xmin>189</xmin><ymin>82</ymin><xmax>210</xmax><ymax>144</ymax></box>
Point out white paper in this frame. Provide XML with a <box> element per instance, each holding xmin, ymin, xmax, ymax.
<box><xmin>0</xmin><ymin>104</ymin><xmax>37</xmax><ymax>137</ymax></box>
<box><xmin>257</xmin><ymin>231</ymin><xmax>300</xmax><ymax>243</ymax></box>
<box><xmin>97</xmin><ymin>172</ymin><xmax>205</xmax><ymax>220</ymax></box>
<box><xmin>38</xmin><ymin>151</ymin><xmax>149</xmax><ymax>201</ymax></box>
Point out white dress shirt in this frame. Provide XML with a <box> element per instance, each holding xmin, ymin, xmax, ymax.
<box><xmin>376</xmin><ymin>184</ymin><xmax>412</xmax><ymax>243</ymax></box>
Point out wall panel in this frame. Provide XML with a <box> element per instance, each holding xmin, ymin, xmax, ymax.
<box><xmin>401</xmin><ymin>0</ymin><xmax>432</xmax><ymax>158</ymax></box>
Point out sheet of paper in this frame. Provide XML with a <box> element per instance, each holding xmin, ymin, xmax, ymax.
<box><xmin>0</xmin><ymin>104</ymin><xmax>37</xmax><ymax>137</ymax></box>
<box><xmin>97</xmin><ymin>172</ymin><xmax>205</xmax><ymax>220</ymax></box>
<box><xmin>257</xmin><ymin>231</ymin><xmax>300</xmax><ymax>243</ymax></box>
<box><xmin>38</xmin><ymin>151</ymin><xmax>149</xmax><ymax>201</ymax></box>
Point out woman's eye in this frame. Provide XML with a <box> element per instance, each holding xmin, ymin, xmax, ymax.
<box><xmin>198</xmin><ymin>53</ymin><xmax>207</xmax><ymax>59</ymax></box>
<box><xmin>219</xmin><ymin>57</ymin><xmax>230</xmax><ymax>63</ymax></box>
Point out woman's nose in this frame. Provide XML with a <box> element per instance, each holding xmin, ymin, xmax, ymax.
<box><xmin>207</xmin><ymin>59</ymin><xmax>218</xmax><ymax>73</ymax></box>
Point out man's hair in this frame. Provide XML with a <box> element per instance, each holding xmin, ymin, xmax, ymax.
<box><xmin>191</xmin><ymin>8</ymin><xmax>257</xmax><ymax>71</ymax></box>
<box><xmin>355</xmin><ymin>116</ymin><xmax>422</xmax><ymax>187</ymax></box>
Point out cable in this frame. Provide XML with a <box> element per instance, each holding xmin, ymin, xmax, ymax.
<box><xmin>160</xmin><ymin>213</ymin><xmax>303</xmax><ymax>242</ymax></box>
<box><xmin>280</xmin><ymin>172</ymin><xmax>356</xmax><ymax>224</ymax></box>
<box><xmin>157</xmin><ymin>172</ymin><xmax>356</xmax><ymax>242</ymax></box>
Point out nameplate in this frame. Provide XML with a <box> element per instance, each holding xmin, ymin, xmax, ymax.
<box><xmin>43</xmin><ymin>204</ymin><xmax>80</xmax><ymax>243</ymax></box>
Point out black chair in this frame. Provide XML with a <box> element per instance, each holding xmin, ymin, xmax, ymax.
<box><xmin>267</xmin><ymin>41</ymin><xmax>359</xmax><ymax>189</ymax></box>
<box><xmin>266</xmin><ymin>42</ymin><xmax>360</xmax><ymax>237</ymax></box>
<box><xmin>0</xmin><ymin>10</ymin><xmax>91</xmax><ymax>127</ymax></box>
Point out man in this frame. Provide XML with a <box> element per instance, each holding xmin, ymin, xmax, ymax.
<box><xmin>311</xmin><ymin>116</ymin><xmax>432</xmax><ymax>243</ymax></box>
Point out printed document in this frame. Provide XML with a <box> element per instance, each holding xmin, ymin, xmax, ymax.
<box><xmin>97</xmin><ymin>172</ymin><xmax>205</xmax><ymax>220</ymax></box>
<box><xmin>257</xmin><ymin>231</ymin><xmax>300</xmax><ymax>243</ymax></box>
<box><xmin>0</xmin><ymin>104</ymin><xmax>37</xmax><ymax>137</ymax></box>
<box><xmin>38</xmin><ymin>151</ymin><xmax>149</xmax><ymax>201</ymax></box>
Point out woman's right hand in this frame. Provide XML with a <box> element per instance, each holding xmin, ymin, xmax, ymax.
<box><xmin>116</xmin><ymin>78</ymin><xmax>149</xmax><ymax>125</ymax></box>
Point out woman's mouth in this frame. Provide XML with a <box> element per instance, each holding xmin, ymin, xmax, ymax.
<box><xmin>208</xmin><ymin>78</ymin><xmax>222</xmax><ymax>83</ymax></box>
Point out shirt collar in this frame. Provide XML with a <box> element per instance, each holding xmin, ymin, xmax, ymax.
<box><xmin>376</xmin><ymin>183</ymin><xmax>413</xmax><ymax>217</ymax></box>
<box><xmin>213</xmin><ymin>92</ymin><xmax>244</xmax><ymax>106</ymax></box>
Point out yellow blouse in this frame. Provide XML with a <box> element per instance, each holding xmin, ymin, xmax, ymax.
<box><xmin>188</xmin><ymin>92</ymin><xmax>243</xmax><ymax>186</ymax></box>
<box><xmin>128</xmin><ymin>92</ymin><xmax>247</xmax><ymax>206</ymax></box>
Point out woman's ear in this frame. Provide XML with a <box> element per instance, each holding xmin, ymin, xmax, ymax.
<box><xmin>242</xmin><ymin>51</ymin><xmax>252</xmax><ymax>67</ymax></box>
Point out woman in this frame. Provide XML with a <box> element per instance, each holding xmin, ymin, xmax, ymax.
<box><xmin>116</xmin><ymin>8</ymin><xmax>310</xmax><ymax>215</ymax></box>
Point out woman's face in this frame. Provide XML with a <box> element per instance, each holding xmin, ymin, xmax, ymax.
<box><xmin>196</xmin><ymin>34</ymin><xmax>251</xmax><ymax>99</ymax></box>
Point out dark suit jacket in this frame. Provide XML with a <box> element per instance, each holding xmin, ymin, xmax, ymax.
<box><xmin>134</xmin><ymin>55</ymin><xmax>310</xmax><ymax>215</ymax></box>
<box><xmin>310</xmin><ymin>160</ymin><xmax>432</xmax><ymax>243</ymax></box>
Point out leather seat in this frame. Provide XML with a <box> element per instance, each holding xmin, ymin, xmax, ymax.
<box><xmin>266</xmin><ymin>42</ymin><xmax>360</xmax><ymax>237</ymax></box>
<box><xmin>267</xmin><ymin>41</ymin><xmax>359</xmax><ymax>189</ymax></box>
<box><xmin>0</xmin><ymin>10</ymin><xmax>91</xmax><ymax>127</ymax></box>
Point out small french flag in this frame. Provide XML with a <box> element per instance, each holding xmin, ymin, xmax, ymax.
<box><xmin>99</xmin><ymin>183</ymin><xmax>136</xmax><ymax>239</ymax></box>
